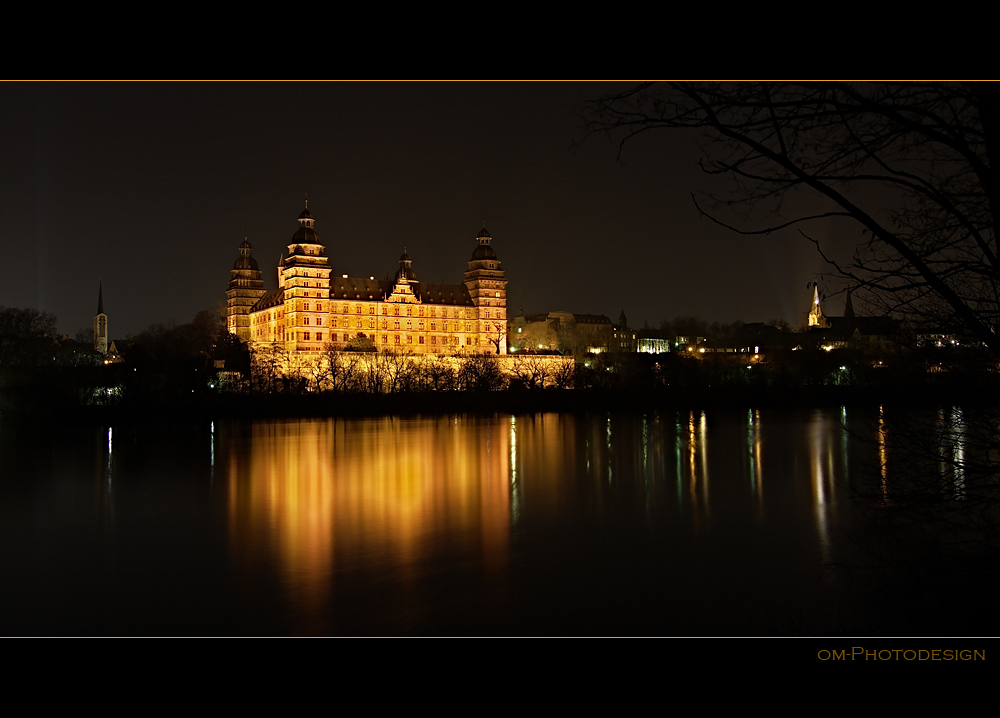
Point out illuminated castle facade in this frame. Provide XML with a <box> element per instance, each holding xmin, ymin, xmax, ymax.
<box><xmin>227</xmin><ymin>205</ymin><xmax>508</xmax><ymax>355</ymax></box>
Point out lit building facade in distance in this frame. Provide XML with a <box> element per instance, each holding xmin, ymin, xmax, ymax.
<box><xmin>227</xmin><ymin>206</ymin><xmax>508</xmax><ymax>355</ymax></box>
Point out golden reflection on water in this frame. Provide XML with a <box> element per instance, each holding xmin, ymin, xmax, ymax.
<box><xmin>224</xmin><ymin>416</ymin><xmax>511</xmax><ymax>623</ymax></box>
<box><xmin>216</xmin><ymin>410</ymin><xmax>857</xmax><ymax>629</ymax></box>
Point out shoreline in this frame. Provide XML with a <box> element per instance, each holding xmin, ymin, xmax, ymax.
<box><xmin>7</xmin><ymin>382</ymin><xmax>1000</xmax><ymax>424</ymax></box>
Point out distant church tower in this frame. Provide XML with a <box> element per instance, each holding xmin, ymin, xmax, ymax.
<box><xmin>464</xmin><ymin>224</ymin><xmax>508</xmax><ymax>354</ymax></box>
<box><xmin>807</xmin><ymin>282</ymin><xmax>829</xmax><ymax>328</ymax></box>
<box><xmin>93</xmin><ymin>282</ymin><xmax>108</xmax><ymax>356</ymax></box>
<box><xmin>227</xmin><ymin>233</ymin><xmax>267</xmax><ymax>341</ymax></box>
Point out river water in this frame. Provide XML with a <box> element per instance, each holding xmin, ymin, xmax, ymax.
<box><xmin>0</xmin><ymin>407</ymin><xmax>928</xmax><ymax>635</ymax></box>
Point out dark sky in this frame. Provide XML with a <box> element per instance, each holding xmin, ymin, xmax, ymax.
<box><xmin>1</xmin><ymin>82</ymin><xmax>854</xmax><ymax>338</ymax></box>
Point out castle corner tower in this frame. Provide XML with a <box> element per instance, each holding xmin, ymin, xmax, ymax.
<box><xmin>227</xmin><ymin>233</ymin><xmax>267</xmax><ymax>341</ymax></box>
<box><xmin>280</xmin><ymin>203</ymin><xmax>332</xmax><ymax>352</ymax></box>
<box><xmin>464</xmin><ymin>224</ymin><xmax>508</xmax><ymax>354</ymax></box>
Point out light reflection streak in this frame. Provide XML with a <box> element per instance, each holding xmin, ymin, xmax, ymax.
<box><xmin>209</xmin><ymin>420</ymin><xmax>215</xmax><ymax>487</ymax></box>
<box><xmin>940</xmin><ymin>407</ymin><xmax>966</xmax><ymax>501</ymax></box>
<box><xmin>509</xmin><ymin>415</ymin><xmax>520</xmax><ymax>525</ymax></box>
<box><xmin>606</xmin><ymin>415</ymin><xmax>613</xmax><ymax>483</ymax></box>
<box><xmin>747</xmin><ymin>408</ymin><xmax>762</xmax><ymax>501</ymax></box>
<box><xmin>688</xmin><ymin>411</ymin><xmax>698</xmax><ymax>507</ymax></box>
<box><xmin>699</xmin><ymin>411</ymin><xmax>708</xmax><ymax>508</ymax></box>
<box><xmin>809</xmin><ymin>410</ymin><xmax>840</xmax><ymax>564</ymax></box>
<box><xmin>681</xmin><ymin>410</ymin><xmax>710</xmax><ymax>517</ymax></box>
<box><xmin>104</xmin><ymin>426</ymin><xmax>115</xmax><ymax>529</ymax></box>
<box><xmin>878</xmin><ymin>405</ymin><xmax>889</xmax><ymax>504</ymax></box>
<box><xmin>675</xmin><ymin>413</ymin><xmax>683</xmax><ymax>505</ymax></box>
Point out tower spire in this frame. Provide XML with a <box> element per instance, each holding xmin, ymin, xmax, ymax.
<box><xmin>94</xmin><ymin>281</ymin><xmax>108</xmax><ymax>356</ymax></box>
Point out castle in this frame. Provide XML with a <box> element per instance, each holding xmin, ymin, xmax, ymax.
<box><xmin>227</xmin><ymin>204</ymin><xmax>508</xmax><ymax>356</ymax></box>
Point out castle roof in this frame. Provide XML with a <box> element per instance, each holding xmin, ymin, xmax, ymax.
<box><xmin>233</xmin><ymin>255</ymin><xmax>260</xmax><ymax>270</ymax></box>
<box><xmin>326</xmin><ymin>276</ymin><xmax>474</xmax><ymax>305</ymax></box>
<box><xmin>252</xmin><ymin>289</ymin><xmax>285</xmax><ymax>312</ymax></box>
<box><xmin>470</xmin><ymin>244</ymin><xmax>498</xmax><ymax>261</ymax></box>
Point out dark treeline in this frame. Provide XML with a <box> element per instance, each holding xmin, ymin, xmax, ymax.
<box><xmin>3</xmin><ymin>304</ymin><xmax>999</xmax><ymax>419</ymax></box>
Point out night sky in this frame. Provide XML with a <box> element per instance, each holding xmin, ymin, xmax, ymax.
<box><xmin>1</xmin><ymin>82</ymin><xmax>855</xmax><ymax>338</ymax></box>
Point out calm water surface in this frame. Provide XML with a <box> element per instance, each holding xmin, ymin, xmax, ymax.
<box><xmin>0</xmin><ymin>408</ymin><xmax>893</xmax><ymax>635</ymax></box>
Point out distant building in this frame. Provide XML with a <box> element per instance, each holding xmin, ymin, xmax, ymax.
<box><xmin>637</xmin><ymin>337</ymin><xmax>670</xmax><ymax>354</ymax></box>
<box><xmin>802</xmin><ymin>287</ymin><xmax>911</xmax><ymax>354</ymax></box>
<box><xmin>508</xmin><ymin>311</ymin><xmax>615</xmax><ymax>354</ymax></box>
<box><xmin>610</xmin><ymin>309</ymin><xmax>637</xmax><ymax>353</ymax></box>
<box><xmin>228</xmin><ymin>205</ymin><xmax>508</xmax><ymax>355</ymax></box>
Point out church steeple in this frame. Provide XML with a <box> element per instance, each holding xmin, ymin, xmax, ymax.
<box><xmin>94</xmin><ymin>281</ymin><xmax>108</xmax><ymax>356</ymax></box>
<box><xmin>807</xmin><ymin>282</ymin><xmax>829</xmax><ymax>328</ymax></box>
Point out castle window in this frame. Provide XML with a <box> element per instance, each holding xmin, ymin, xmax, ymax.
<box><xmin>431</xmin><ymin>321</ymin><xmax>437</xmax><ymax>331</ymax></box>
<box><xmin>382</xmin><ymin>335</ymin><xmax>388</xmax><ymax>344</ymax></box>
<box><xmin>419</xmin><ymin>336</ymin><xmax>424</xmax><ymax>344</ymax></box>
<box><xmin>356</xmin><ymin>305</ymin><xmax>362</xmax><ymax>314</ymax></box>
<box><xmin>407</xmin><ymin>336</ymin><xmax>412</xmax><ymax>344</ymax></box>
<box><xmin>304</xmin><ymin>303</ymin><xmax>310</xmax><ymax>311</ymax></box>
<box><xmin>394</xmin><ymin>307</ymin><xmax>400</xmax><ymax>316</ymax></box>
<box><xmin>394</xmin><ymin>320</ymin><xmax>400</xmax><ymax>330</ymax></box>
<box><xmin>395</xmin><ymin>335</ymin><xmax>400</xmax><ymax>344</ymax></box>
<box><xmin>369</xmin><ymin>306</ymin><xmax>375</xmax><ymax>315</ymax></box>
<box><xmin>368</xmin><ymin>318</ymin><xmax>375</xmax><ymax>329</ymax></box>
<box><xmin>316</xmin><ymin>333</ymin><xmax>322</xmax><ymax>341</ymax></box>
<box><xmin>304</xmin><ymin>317</ymin><xmax>310</xmax><ymax>325</ymax></box>
<box><xmin>304</xmin><ymin>332</ymin><xmax>310</xmax><ymax>341</ymax></box>
<box><xmin>407</xmin><ymin>320</ymin><xmax>412</xmax><ymax>330</ymax></box>
<box><xmin>317</xmin><ymin>318</ymin><xmax>323</xmax><ymax>326</ymax></box>
<box><xmin>431</xmin><ymin>336</ymin><xmax>436</xmax><ymax>345</ymax></box>
<box><xmin>381</xmin><ymin>319</ymin><xmax>387</xmax><ymax>330</ymax></box>
<box><xmin>407</xmin><ymin>307</ymin><xmax>413</xmax><ymax>316</ymax></box>
<box><xmin>419</xmin><ymin>321</ymin><xmax>425</xmax><ymax>330</ymax></box>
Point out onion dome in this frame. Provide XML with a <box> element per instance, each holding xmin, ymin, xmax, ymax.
<box><xmin>395</xmin><ymin>247</ymin><xmax>417</xmax><ymax>281</ymax></box>
<box><xmin>234</xmin><ymin>235</ymin><xmax>260</xmax><ymax>270</ymax></box>
<box><xmin>470</xmin><ymin>223</ymin><xmax>498</xmax><ymax>261</ymax></box>
<box><xmin>292</xmin><ymin>201</ymin><xmax>322</xmax><ymax>245</ymax></box>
